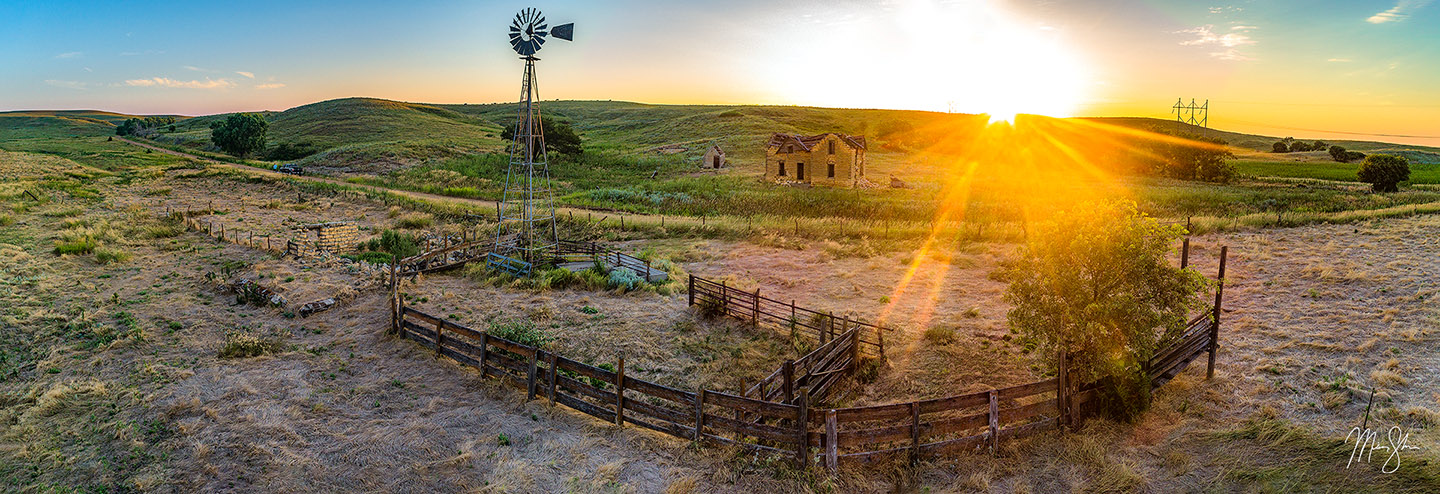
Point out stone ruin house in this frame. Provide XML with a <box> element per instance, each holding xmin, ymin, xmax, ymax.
<box><xmin>305</xmin><ymin>222</ymin><xmax>359</xmax><ymax>253</ymax></box>
<box><xmin>764</xmin><ymin>133</ymin><xmax>866</xmax><ymax>187</ymax></box>
<box><xmin>702</xmin><ymin>145</ymin><xmax>726</xmax><ymax>169</ymax></box>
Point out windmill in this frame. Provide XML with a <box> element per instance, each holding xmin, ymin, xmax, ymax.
<box><xmin>495</xmin><ymin>8</ymin><xmax>574</xmax><ymax>269</ymax></box>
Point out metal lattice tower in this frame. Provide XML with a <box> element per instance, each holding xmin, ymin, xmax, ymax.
<box><xmin>1171</xmin><ymin>98</ymin><xmax>1209</xmax><ymax>136</ymax></box>
<box><xmin>496</xmin><ymin>57</ymin><xmax>557</xmax><ymax>263</ymax></box>
<box><xmin>495</xmin><ymin>8</ymin><xmax>573</xmax><ymax>265</ymax></box>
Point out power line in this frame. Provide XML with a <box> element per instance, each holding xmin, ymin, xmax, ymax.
<box><xmin>1209</xmin><ymin>120</ymin><xmax>1440</xmax><ymax>141</ymax></box>
<box><xmin>1211</xmin><ymin>100</ymin><xmax>1440</xmax><ymax>109</ymax></box>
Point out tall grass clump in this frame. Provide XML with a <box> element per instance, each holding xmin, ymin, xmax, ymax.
<box><xmin>94</xmin><ymin>247</ymin><xmax>132</xmax><ymax>264</ymax></box>
<box><xmin>393</xmin><ymin>212</ymin><xmax>434</xmax><ymax>229</ymax></box>
<box><xmin>218</xmin><ymin>332</ymin><xmax>285</xmax><ymax>358</ymax></box>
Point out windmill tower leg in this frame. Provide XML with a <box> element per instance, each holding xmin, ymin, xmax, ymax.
<box><xmin>497</xmin><ymin>57</ymin><xmax>559</xmax><ymax>267</ymax></box>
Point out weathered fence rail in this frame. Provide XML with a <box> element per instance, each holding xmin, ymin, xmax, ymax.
<box><xmin>688</xmin><ymin>274</ymin><xmax>889</xmax><ymax>357</ymax></box>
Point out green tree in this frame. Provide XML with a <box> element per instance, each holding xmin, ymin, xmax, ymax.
<box><xmin>1002</xmin><ymin>200</ymin><xmax>1209</xmax><ymax>420</ymax></box>
<box><xmin>1271</xmin><ymin>141</ymin><xmax>1289</xmax><ymax>153</ymax></box>
<box><xmin>1357</xmin><ymin>154</ymin><xmax>1410</xmax><ymax>193</ymax></box>
<box><xmin>1328</xmin><ymin>145</ymin><xmax>1347</xmax><ymax>162</ymax></box>
<box><xmin>1149</xmin><ymin>133</ymin><xmax>1235</xmax><ymax>183</ymax></box>
<box><xmin>500</xmin><ymin>118</ymin><xmax>582</xmax><ymax>158</ymax></box>
<box><xmin>210</xmin><ymin>113</ymin><xmax>269</xmax><ymax>157</ymax></box>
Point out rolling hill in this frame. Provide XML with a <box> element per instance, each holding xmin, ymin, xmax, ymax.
<box><xmin>6</xmin><ymin>98</ymin><xmax>1439</xmax><ymax>172</ymax></box>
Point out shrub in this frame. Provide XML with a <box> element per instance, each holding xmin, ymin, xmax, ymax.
<box><xmin>923</xmin><ymin>326</ymin><xmax>957</xmax><ymax>345</ymax></box>
<box><xmin>1147</xmin><ymin>133</ymin><xmax>1235</xmax><ymax>183</ymax></box>
<box><xmin>218</xmin><ymin>332</ymin><xmax>285</xmax><ymax>358</ymax></box>
<box><xmin>1003</xmin><ymin>200</ymin><xmax>1209</xmax><ymax>421</ymax></box>
<box><xmin>1271</xmin><ymin>141</ymin><xmax>1288</xmax><ymax>153</ymax></box>
<box><xmin>265</xmin><ymin>141</ymin><xmax>320</xmax><ymax>161</ymax></box>
<box><xmin>53</xmin><ymin>238</ymin><xmax>96</xmax><ymax>255</ymax></box>
<box><xmin>94</xmin><ymin>247</ymin><xmax>132</xmax><ymax>264</ymax></box>
<box><xmin>393</xmin><ymin>213</ymin><xmax>433</xmax><ymax>229</ymax></box>
<box><xmin>362</xmin><ymin>229</ymin><xmax>420</xmax><ymax>259</ymax></box>
<box><xmin>487</xmin><ymin>319</ymin><xmax>552</xmax><ymax>348</ymax></box>
<box><xmin>607</xmin><ymin>267</ymin><xmax>644</xmax><ymax>291</ymax></box>
<box><xmin>1357</xmin><ymin>154</ymin><xmax>1410</xmax><ymax>193</ymax></box>
<box><xmin>0</xmin><ymin>214</ymin><xmax>12</xmax><ymax>226</ymax></box>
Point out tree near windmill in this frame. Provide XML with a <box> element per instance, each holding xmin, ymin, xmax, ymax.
<box><xmin>1357</xmin><ymin>154</ymin><xmax>1410</xmax><ymax>193</ymax></box>
<box><xmin>1001</xmin><ymin>200</ymin><xmax>1209</xmax><ymax>420</ymax></box>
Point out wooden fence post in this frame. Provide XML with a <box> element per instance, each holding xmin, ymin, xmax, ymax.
<box><xmin>693</xmin><ymin>389</ymin><xmax>707</xmax><ymax>443</ymax></box>
<box><xmin>1207</xmin><ymin>246</ymin><xmax>1228</xmax><ymax>379</ymax></box>
<box><xmin>1057</xmin><ymin>348</ymin><xmax>1069</xmax><ymax>429</ymax></box>
<box><xmin>753</xmin><ymin>288</ymin><xmax>760</xmax><ymax>327</ymax></box>
<box><xmin>686</xmin><ymin>275</ymin><xmax>695</xmax><ymax>306</ymax></box>
<box><xmin>720</xmin><ymin>281</ymin><xmax>728</xmax><ymax>315</ymax></box>
<box><xmin>526</xmin><ymin>350</ymin><xmax>540</xmax><ymax>401</ymax></box>
<box><xmin>795</xmin><ymin>389</ymin><xmax>810</xmax><ymax>469</ymax></box>
<box><xmin>825</xmin><ymin>409</ymin><xmax>839</xmax><ymax>474</ymax></box>
<box><xmin>988</xmin><ymin>389</ymin><xmax>999</xmax><ymax>454</ymax></box>
<box><xmin>614</xmin><ymin>356</ymin><xmax>626</xmax><ymax>426</ymax></box>
<box><xmin>434</xmin><ymin>319</ymin><xmax>444</xmax><ymax>357</ymax></box>
<box><xmin>477</xmin><ymin>330</ymin><xmax>489</xmax><ymax>378</ymax></box>
<box><xmin>783</xmin><ymin>360</ymin><xmax>795</xmax><ymax>403</ymax></box>
<box><xmin>1180</xmin><ymin>237</ymin><xmax>1190</xmax><ymax>270</ymax></box>
<box><xmin>547</xmin><ymin>352</ymin><xmax>558</xmax><ymax>405</ymax></box>
<box><xmin>849</xmin><ymin>319</ymin><xmax>859</xmax><ymax>371</ymax></box>
<box><xmin>909</xmin><ymin>402</ymin><xmax>921</xmax><ymax>465</ymax></box>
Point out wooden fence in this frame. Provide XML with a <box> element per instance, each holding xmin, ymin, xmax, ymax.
<box><xmin>688</xmin><ymin>274</ymin><xmax>889</xmax><ymax>357</ymax></box>
<box><xmin>554</xmin><ymin>240</ymin><xmax>665</xmax><ymax>282</ymax></box>
<box><xmin>744</xmin><ymin>327</ymin><xmax>859</xmax><ymax>404</ymax></box>
<box><xmin>394</xmin><ymin>304</ymin><xmax>817</xmax><ymax>464</ymax></box>
<box><xmin>388</xmin><ymin>243</ymin><xmax>1229</xmax><ymax>474</ymax></box>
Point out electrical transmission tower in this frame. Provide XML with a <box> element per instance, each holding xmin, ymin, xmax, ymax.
<box><xmin>1171</xmin><ymin>98</ymin><xmax>1209</xmax><ymax>136</ymax></box>
<box><xmin>495</xmin><ymin>8</ymin><xmax>574</xmax><ymax>267</ymax></box>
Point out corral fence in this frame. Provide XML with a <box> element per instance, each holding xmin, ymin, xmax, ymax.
<box><xmin>553</xmin><ymin>239</ymin><xmax>664</xmax><ymax>282</ymax></box>
<box><xmin>388</xmin><ymin>237</ymin><xmax>1229</xmax><ymax>473</ymax></box>
<box><xmin>687</xmin><ymin>274</ymin><xmax>889</xmax><ymax>358</ymax></box>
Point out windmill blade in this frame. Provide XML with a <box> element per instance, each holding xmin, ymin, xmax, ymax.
<box><xmin>550</xmin><ymin>23</ymin><xmax>573</xmax><ymax>41</ymax></box>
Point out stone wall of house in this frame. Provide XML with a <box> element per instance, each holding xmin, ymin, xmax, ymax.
<box><xmin>765</xmin><ymin>134</ymin><xmax>865</xmax><ymax>187</ymax></box>
<box><xmin>310</xmin><ymin>223</ymin><xmax>359</xmax><ymax>253</ymax></box>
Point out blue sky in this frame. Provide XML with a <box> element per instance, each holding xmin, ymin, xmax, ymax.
<box><xmin>5</xmin><ymin>0</ymin><xmax>1439</xmax><ymax>144</ymax></box>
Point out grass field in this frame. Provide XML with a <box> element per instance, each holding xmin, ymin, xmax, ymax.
<box><xmin>1235</xmin><ymin>158</ymin><xmax>1440</xmax><ymax>184</ymax></box>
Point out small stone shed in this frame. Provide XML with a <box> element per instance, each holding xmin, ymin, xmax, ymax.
<box><xmin>304</xmin><ymin>222</ymin><xmax>359</xmax><ymax>253</ymax></box>
<box><xmin>702</xmin><ymin>145</ymin><xmax>727</xmax><ymax>169</ymax></box>
<box><xmin>764</xmin><ymin>133</ymin><xmax>867</xmax><ymax>187</ymax></box>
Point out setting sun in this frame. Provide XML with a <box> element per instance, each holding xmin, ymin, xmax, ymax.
<box><xmin>758</xmin><ymin>0</ymin><xmax>1090</xmax><ymax>118</ymax></box>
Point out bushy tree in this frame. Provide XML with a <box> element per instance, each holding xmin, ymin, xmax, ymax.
<box><xmin>1149</xmin><ymin>133</ymin><xmax>1236</xmax><ymax>183</ymax></box>
<box><xmin>1271</xmin><ymin>141</ymin><xmax>1289</xmax><ymax>153</ymax></box>
<box><xmin>1357</xmin><ymin>154</ymin><xmax>1410</xmax><ymax>192</ymax></box>
<box><xmin>210</xmin><ymin>113</ymin><xmax>268</xmax><ymax>157</ymax></box>
<box><xmin>1312</xmin><ymin>140</ymin><xmax>1327</xmax><ymax>151</ymax></box>
<box><xmin>1290</xmin><ymin>141</ymin><xmax>1311</xmax><ymax>152</ymax></box>
<box><xmin>500</xmin><ymin>118</ymin><xmax>582</xmax><ymax>158</ymax></box>
<box><xmin>1328</xmin><ymin>145</ymin><xmax>1347</xmax><ymax>162</ymax></box>
<box><xmin>1003</xmin><ymin>200</ymin><xmax>1209</xmax><ymax>420</ymax></box>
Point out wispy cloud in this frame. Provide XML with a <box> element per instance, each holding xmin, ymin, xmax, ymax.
<box><xmin>124</xmin><ymin>77</ymin><xmax>235</xmax><ymax>89</ymax></box>
<box><xmin>1327</xmin><ymin>58</ymin><xmax>1353</xmax><ymax>62</ymax></box>
<box><xmin>54</xmin><ymin>51</ymin><xmax>83</xmax><ymax>59</ymax></box>
<box><xmin>45</xmin><ymin>80</ymin><xmax>88</xmax><ymax>90</ymax></box>
<box><xmin>183</xmin><ymin>65</ymin><xmax>217</xmax><ymax>73</ymax></box>
<box><xmin>1368</xmin><ymin>0</ymin><xmax>1432</xmax><ymax>23</ymax></box>
<box><xmin>1176</xmin><ymin>24</ymin><xmax>1257</xmax><ymax>61</ymax></box>
<box><xmin>254</xmin><ymin>83</ymin><xmax>286</xmax><ymax>90</ymax></box>
<box><xmin>236</xmin><ymin>71</ymin><xmax>255</xmax><ymax>79</ymax></box>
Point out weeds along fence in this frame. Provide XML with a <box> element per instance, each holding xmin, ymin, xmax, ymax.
<box><xmin>174</xmin><ymin>209</ymin><xmax>307</xmax><ymax>256</ymax></box>
<box><xmin>687</xmin><ymin>274</ymin><xmax>889</xmax><ymax>358</ymax></box>
<box><xmin>743</xmin><ymin>326</ymin><xmax>860</xmax><ymax>404</ymax></box>
<box><xmin>553</xmin><ymin>240</ymin><xmax>665</xmax><ymax>282</ymax></box>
